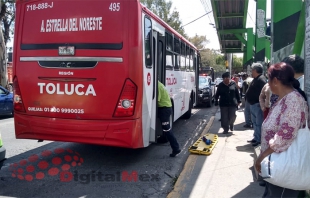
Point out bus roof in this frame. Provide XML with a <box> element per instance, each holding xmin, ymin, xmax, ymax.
<box><xmin>140</xmin><ymin>3</ymin><xmax>198</xmax><ymax>51</ymax></box>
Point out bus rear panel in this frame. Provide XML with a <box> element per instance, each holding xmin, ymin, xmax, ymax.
<box><xmin>14</xmin><ymin>0</ymin><xmax>145</xmax><ymax>148</ymax></box>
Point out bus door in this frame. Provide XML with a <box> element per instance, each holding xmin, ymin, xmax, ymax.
<box><xmin>148</xmin><ymin>30</ymin><xmax>158</xmax><ymax>143</ymax></box>
<box><xmin>154</xmin><ymin>34</ymin><xmax>165</xmax><ymax>142</ymax></box>
<box><xmin>149</xmin><ymin>30</ymin><xmax>165</xmax><ymax>143</ymax></box>
<box><xmin>157</xmin><ymin>35</ymin><xmax>165</xmax><ymax>82</ymax></box>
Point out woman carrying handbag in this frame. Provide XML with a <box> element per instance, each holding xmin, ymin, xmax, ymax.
<box><xmin>254</xmin><ymin>62</ymin><xmax>308</xmax><ymax>197</ymax></box>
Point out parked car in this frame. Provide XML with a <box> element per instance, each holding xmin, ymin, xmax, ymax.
<box><xmin>198</xmin><ymin>76</ymin><xmax>215</xmax><ymax>107</ymax></box>
<box><xmin>215</xmin><ymin>77</ymin><xmax>223</xmax><ymax>86</ymax></box>
<box><xmin>0</xmin><ymin>86</ymin><xmax>13</xmax><ymax>116</ymax></box>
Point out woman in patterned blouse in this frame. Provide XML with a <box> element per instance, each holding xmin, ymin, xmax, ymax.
<box><xmin>255</xmin><ymin>62</ymin><xmax>308</xmax><ymax>197</ymax></box>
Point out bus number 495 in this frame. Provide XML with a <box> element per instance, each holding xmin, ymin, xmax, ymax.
<box><xmin>109</xmin><ymin>3</ymin><xmax>120</xmax><ymax>11</ymax></box>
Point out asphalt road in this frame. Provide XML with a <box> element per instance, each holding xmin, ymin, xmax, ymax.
<box><xmin>0</xmin><ymin>105</ymin><xmax>217</xmax><ymax>198</ymax></box>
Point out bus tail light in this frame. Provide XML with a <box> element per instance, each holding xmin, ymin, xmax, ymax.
<box><xmin>113</xmin><ymin>79</ymin><xmax>137</xmax><ymax>117</ymax></box>
<box><xmin>13</xmin><ymin>77</ymin><xmax>26</xmax><ymax>112</ymax></box>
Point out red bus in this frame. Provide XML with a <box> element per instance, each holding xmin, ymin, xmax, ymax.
<box><xmin>13</xmin><ymin>0</ymin><xmax>201</xmax><ymax>148</ymax></box>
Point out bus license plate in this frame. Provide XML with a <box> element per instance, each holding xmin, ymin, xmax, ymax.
<box><xmin>59</xmin><ymin>46</ymin><xmax>75</xmax><ymax>56</ymax></box>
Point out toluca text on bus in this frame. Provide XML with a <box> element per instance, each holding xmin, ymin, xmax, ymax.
<box><xmin>13</xmin><ymin>0</ymin><xmax>202</xmax><ymax>148</ymax></box>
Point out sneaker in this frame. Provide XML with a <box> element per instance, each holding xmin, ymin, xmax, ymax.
<box><xmin>252</xmin><ymin>142</ymin><xmax>261</xmax><ymax>147</ymax></box>
<box><xmin>222</xmin><ymin>131</ymin><xmax>229</xmax><ymax>134</ymax></box>
<box><xmin>247</xmin><ymin>139</ymin><xmax>256</xmax><ymax>143</ymax></box>
<box><xmin>170</xmin><ymin>150</ymin><xmax>181</xmax><ymax>157</ymax></box>
<box><xmin>243</xmin><ymin>124</ymin><xmax>252</xmax><ymax>128</ymax></box>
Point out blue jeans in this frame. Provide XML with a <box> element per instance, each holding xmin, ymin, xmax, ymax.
<box><xmin>158</xmin><ymin>107</ymin><xmax>180</xmax><ymax>152</ymax></box>
<box><xmin>250</xmin><ymin>103</ymin><xmax>263</xmax><ymax>142</ymax></box>
<box><xmin>244</xmin><ymin>100</ymin><xmax>252</xmax><ymax>126</ymax></box>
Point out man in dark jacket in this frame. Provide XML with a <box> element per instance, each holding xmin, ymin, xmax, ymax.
<box><xmin>246</xmin><ymin>63</ymin><xmax>266</xmax><ymax>146</ymax></box>
<box><xmin>215</xmin><ymin>72</ymin><xmax>241</xmax><ymax>134</ymax></box>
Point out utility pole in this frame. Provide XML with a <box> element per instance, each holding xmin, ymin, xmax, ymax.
<box><xmin>226</xmin><ymin>53</ymin><xmax>232</xmax><ymax>74</ymax></box>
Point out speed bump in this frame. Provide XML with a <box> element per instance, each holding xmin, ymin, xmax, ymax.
<box><xmin>189</xmin><ymin>133</ymin><xmax>218</xmax><ymax>155</ymax></box>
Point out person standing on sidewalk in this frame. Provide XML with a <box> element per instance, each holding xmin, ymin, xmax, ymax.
<box><xmin>157</xmin><ymin>81</ymin><xmax>181</xmax><ymax>157</ymax></box>
<box><xmin>282</xmin><ymin>54</ymin><xmax>304</xmax><ymax>91</ymax></box>
<box><xmin>259</xmin><ymin>83</ymin><xmax>271</xmax><ymax>120</ymax></box>
<box><xmin>215</xmin><ymin>72</ymin><xmax>241</xmax><ymax>134</ymax></box>
<box><xmin>233</xmin><ymin>75</ymin><xmax>242</xmax><ymax>98</ymax></box>
<box><xmin>242</xmin><ymin>73</ymin><xmax>253</xmax><ymax>128</ymax></box>
<box><xmin>246</xmin><ymin>63</ymin><xmax>266</xmax><ymax>146</ymax></box>
<box><xmin>255</xmin><ymin>62</ymin><xmax>307</xmax><ymax>197</ymax></box>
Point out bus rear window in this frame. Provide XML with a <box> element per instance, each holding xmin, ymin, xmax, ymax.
<box><xmin>39</xmin><ymin>61</ymin><xmax>97</xmax><ymax>68</ymax></box>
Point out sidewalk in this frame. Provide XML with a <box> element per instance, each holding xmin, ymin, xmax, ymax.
<box><xmin>168</xmin><ymin>107</ymin><xmax>263</xmax><ymax>198</ymax></box>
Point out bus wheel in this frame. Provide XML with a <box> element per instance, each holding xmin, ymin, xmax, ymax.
<box><xmin>157</xmin><ymin>108</ymin><xmax>173</xmax><ymax>144</ymax></box>
<box><xmin>182</xmin><ymin>98</ymin><xmax>192</xmax><ymax>119</ymax></box>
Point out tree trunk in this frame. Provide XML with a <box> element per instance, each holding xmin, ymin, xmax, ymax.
<box><xmin>0</xmin><ymin>23</ymin><xmax>8</xmax><ymax>88</ymax></box>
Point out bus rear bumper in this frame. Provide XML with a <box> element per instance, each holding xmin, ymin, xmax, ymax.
<box><xmin>14</xmin><ymin>114</ymin><xmax>144</xmax><ymax>148</ymax></box>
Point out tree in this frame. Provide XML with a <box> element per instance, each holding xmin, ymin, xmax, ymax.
<box><xmin>0</xmin><ymin>0</ymin><xmax>15</xmax><ymax>46</ymax></box>
<box><xmin>188</xmin><ymin>34</ymin><xmax>226</xmax><ymax>77</ymax></box>
<box><xmin>232</xmin><ymin>55</ymin><xmax>243</xmax><ymax>74</ymax></box>
<box><xmin>140</xmin><ymin>0</ymin><xmax>187</xmax><ymax>37</ymax></box>
<box><xmin>0</xmin><ymin>0</ymin><xmax>15</xmax><ymax>87</ymax></box>
<box><xmin>213</xmin><ymin>53</ymin><xmax>226</xmax><ymax>77</ymax></box>
<box><xmin>188</xmin><ymin>34</ymin><xmax>209</xmax><ymax>50</ymax></box>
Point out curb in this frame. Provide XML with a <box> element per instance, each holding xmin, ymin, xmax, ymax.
<box><xmin>167</xmin><ymin>111</ymin><xmax>216</xmax><ymax>198</ymax></box>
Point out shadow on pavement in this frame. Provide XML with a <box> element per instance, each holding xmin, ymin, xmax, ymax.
<box><xmin>231</xmin><ymin>166</ymin><xmax>264</xmax><ymax>198</ymax></box>
<box><xmin>0</xmin><ymin>115</ymin><xmax>13</xmax><ymax>120</ymax></box>
<box><xmin>231</xmin><ymin>181</ymin><xmax>263</xmax><ymax>198</ymax></box>
<box><xmin>236</xmin><ymin>143</ymin><xmax>254</xmax><ymax>153</ymax></box>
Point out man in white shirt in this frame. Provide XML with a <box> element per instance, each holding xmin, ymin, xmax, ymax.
<box><xmin>282</xmin><ymin>55</ymin><xmax>304</xmax><ymax>91</ymax></box>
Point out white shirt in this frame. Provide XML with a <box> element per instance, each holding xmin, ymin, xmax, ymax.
<box><xmin>297</xmin><ymin>75</ymin><xmax>304</xmax><ymax>91</ymax></box>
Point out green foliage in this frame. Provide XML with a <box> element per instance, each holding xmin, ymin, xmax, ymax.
<box><xmin>201</xmin><ymin>49</ymin><xmax>226</xmax><ymax>77</ymax></box>
<box><xmin>188</xmin><ymin>34</ymin><xmax>209</xmax><ymax>50</ymax></box>
<box><xmin>216</xmin><ymin>55</ymin><xmax>225</xmax><ymax>65</ymax></box>
<box><xmin>188</xmin><ymin>34</ymin><xmax>226</xmax><ymax>77</ymax></box>
<box><xmin>232</xmin><ymin>55</ymin><xmax>243</xmax><ymax>74</ymax></box>
<box><xmin>140</xmin><ymin>0</ymin><xmax>187</xmax><ymax>38</ymax></box>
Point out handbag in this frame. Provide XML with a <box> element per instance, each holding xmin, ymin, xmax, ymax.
<box><xmin>260</xmin><ymin>119</ymin><xmax>310</xmax><ymax>190</ymax></box>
